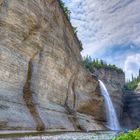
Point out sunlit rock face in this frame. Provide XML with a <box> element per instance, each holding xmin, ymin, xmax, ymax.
<box><xmin>135</xmin><ymin>83</ymin><xmax>140</xmax><ymax>93</ymax></box>
<box><xmin>93</xmin><ymin>68</ymin><xmax>125</xmax><ymax>120</ymax></box>
<box><xmin>0</xmin><ymin>0</ymin><xmax>104</xmax><ymax>131</ymax></box>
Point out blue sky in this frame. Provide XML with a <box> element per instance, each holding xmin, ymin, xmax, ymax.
<box><xmin>63</xmin><ymin>0</ymin><xmax>140</xmax><ymax>80</ymax></box>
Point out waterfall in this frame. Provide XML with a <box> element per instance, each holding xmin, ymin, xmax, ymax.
<box><xmin>99</xmin><ymin>80</ymin><xmax>120</xmax><ymax>130</ymax></box>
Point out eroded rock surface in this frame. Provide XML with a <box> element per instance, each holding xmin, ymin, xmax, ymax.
<box><xmin>0</xmin><ymin>0</ymin><xmax>104</xmax><ymax>131</ymax></box>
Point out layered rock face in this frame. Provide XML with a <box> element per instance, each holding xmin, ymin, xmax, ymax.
<box><xmin>0</xmin><ymin>0</ymin><xmax>104</xmax><ymax>131</ymax></box>
<box><xmin>93</xmin><ymin>68</ymin><xmax>125</xmax><ymax>119</ymax></box>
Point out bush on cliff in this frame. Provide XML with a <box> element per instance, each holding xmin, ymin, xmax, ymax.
<box><xmin>59</xmin><ymin>0</ymin><xmax>71</xmax><ymax>20</ymax></box>
<box><xmin>59</xmin><ymin>0</ymin><xmax>83</xmax><ymax>51</ymax></box>
<box><xmin>113</xmin><ymin>129</ymin><xmax>140</xmax><ymax>140</ymax></box>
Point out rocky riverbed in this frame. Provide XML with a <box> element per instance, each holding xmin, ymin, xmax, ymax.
<box><xmin>0</xmin><ymin>131</ymin><xmax>119</xmax><ymax>140</ymax></box>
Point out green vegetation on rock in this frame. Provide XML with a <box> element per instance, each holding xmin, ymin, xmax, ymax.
<box><xmin>113</xmin><ymin>129</ymin><xmax>140</xmax><ymax>140</ymax></box>
<box><xmin>59</xmin><ymin>0</ymin><xmax>71</xmax><ymax>20</ymax></box>
<box><xmin>59</xmin><ymin>0</ymin><xmax>83</xmax><ymax>50</ymax></box>
<box><xmin>83</xmin><ymin>56</ymin><xmax>124</xmax><ymax>74</ymax></box>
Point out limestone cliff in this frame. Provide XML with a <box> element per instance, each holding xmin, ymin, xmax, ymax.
<box><xmin>93</xmin><ymin>68</ymin><xmax>125</xmax><ymax>119</ymax></box>
<box><xmin>0</xmin><ymin>0</ymin><xmax>104</xmax><ymax>131</ymax></box>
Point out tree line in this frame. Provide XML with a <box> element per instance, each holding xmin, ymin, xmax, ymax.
<box><xmin>83</xmin><ymin>56</ymin><xmax>124</xmax><ymax>74</ymax></box>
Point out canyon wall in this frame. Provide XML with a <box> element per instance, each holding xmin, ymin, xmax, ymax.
<box><xmin>122</xmin><ymin>91</ymin><xmax>140</xmax><ymax>129</ymax></box>
<box><xmin>122</xmin><ymin>82</ymin><xmax>140</xmax><ymax>129</ymax></box>
<box><xmin>93</xmin><ymin>68</ymin><xmax>125</xmax><ymax>119</ymax></box>
<box><xmin>0</xmin><ymin>0</ymin><xmax>105</xmax><ymax>131</ymax></box>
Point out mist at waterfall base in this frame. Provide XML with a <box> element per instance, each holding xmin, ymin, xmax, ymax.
<box><xmin>99</xmin><ymin>80</ymin><xmax>120</xmax><ymax>131</ymax></box>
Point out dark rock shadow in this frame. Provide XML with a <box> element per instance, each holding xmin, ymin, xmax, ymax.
<box><xmin>23</xmin><ymin>59</ymin><xmax>45</xmax><ymax>131</ymax></box>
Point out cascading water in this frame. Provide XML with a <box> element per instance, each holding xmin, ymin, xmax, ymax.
<box><xmin>99</xmin><ymin>80</ymin><xmax>120</xmax><ymax>130</ymax></box>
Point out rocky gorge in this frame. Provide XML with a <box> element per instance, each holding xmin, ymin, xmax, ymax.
<box><xmin>0</xmin><ymin>0</ymin><xmax>139</xmax><ymax>136</ymax></box>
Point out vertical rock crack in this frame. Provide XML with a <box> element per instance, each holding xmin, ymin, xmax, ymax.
<box><xmin>65</xmin><ymin>71</ymin><xmax>83</xmax><ymax>131</ymax></box>
<box><xmin>23</xmin><ymin>58</ymin><xmax>45</xmax><ymax>131</ymax></box>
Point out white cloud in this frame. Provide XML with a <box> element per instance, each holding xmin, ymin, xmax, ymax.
<box><xmin>63</xmin><ymin>0</ymin><xmax>140</xmax><ymax>79</ymax></box>
<box><xmin>124</xmin><ymin>54</ymin><xmax>140</xmax><ymax>80</ymax></box>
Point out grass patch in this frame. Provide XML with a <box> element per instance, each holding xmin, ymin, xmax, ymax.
<box><xmin>113</xmin><ymin>129</ymin><xmax>140</xmax><ymax>140</ymax></box>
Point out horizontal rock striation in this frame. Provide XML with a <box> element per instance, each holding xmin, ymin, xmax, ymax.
<box><xmin>0</xmin><ymin>0</ymin><xmax>104</xmax><ymax>131</ymax></box>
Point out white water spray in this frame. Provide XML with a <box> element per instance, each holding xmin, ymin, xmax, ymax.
<box><xmin>99</xmin><ymin>80</ymin><xmax>120</xmax><ymax>130</ymax></box>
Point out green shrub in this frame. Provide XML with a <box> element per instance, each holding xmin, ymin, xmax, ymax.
<box><xmin>113</xmin><ymin>129</ymin><xmax>140</xmax><ymax>140</ymax></box>
<box><xmin>59</xmin><ymin>0</ymin><xmax>71</xmax><ymax>20</ymax></box>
